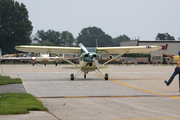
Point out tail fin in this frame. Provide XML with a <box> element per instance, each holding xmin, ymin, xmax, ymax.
<box><xmin>0</xmin><ymin>48</ymin><xmax>2</xmax><ymax>56</ymax></box>
<box><xmin>96</xmin><ymin>39</ymin><xmax>98</xmax><ymax>48</ymax></box>
<box><xmin>0</xmin><ymin>48</ymin><xmax>2</xmax><ymax>59</ymax></box>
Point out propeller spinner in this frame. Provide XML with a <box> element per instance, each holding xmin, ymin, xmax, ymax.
<box><xmin>79</xmin><ymin>43</ymin><xmax>100</xmax><ymax>67</ymax></box>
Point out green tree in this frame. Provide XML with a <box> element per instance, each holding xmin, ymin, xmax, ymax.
<box><xmin>33</xmin><ymin>30</ymin><xmax>61</xmax><ymax>46</ymax></box>
<box><xmin>97</xmin><ymin>34</ymin><xmax>113</xmax><ymax>47</ymax></box>
<box><xmin>77</xmin><ymin>26</ymin><xmax>113</xmax><ymax>47</ymax></box>
<box><xmin>33</xmin><ymin>30</ymin><xmax>75</xmax><ymax>46</ymax></box>
<box><xmin>60</xmin><ymin>31</ymin><xmax>75</xmax><ymax>46</ymax></box>
<box><xmin>156</xmin><ymin>33</ymin><xmax>175</xmax><ymax>40</ymax></box>
<box><xmin>0</xmin><ymin>0</ymin><xmax>33</xmax><ymax>54</ymax></box>
<box><xmin>32</xmin><ymin>41</ymin><xmax>55</xmax><ymax>46</ymax></box>
<box><xmin>113</xmin><ymin>34</ymin><xmax>130</xmax><ymax>46</ymax></box>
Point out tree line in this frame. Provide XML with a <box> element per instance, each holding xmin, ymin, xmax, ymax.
<box><xmin>0</xmin><ymin>0</ymin><xmax>177</xmax><ymax>55</ymax></box>
<box><xmin>31</xmin><ymin>27</ymin><xmax>131</xmax><ymax>47</ymax></box>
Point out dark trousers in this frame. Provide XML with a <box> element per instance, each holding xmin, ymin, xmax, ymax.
<box><xmin>167</xmin><ymin>67</ymin><xmax>180</xmax><ymax>86</ymax></box>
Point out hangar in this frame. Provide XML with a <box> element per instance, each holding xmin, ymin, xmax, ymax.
<box><xmin>120</xmin><ymin>40</ymin><xmax>180</xmax><ymax>56</ymax></box>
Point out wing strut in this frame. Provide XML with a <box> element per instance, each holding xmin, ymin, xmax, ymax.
<box><xmin>52</xmin><ymin>53</ymin><xmax>81</xmax><ymax>69</ymax></box>
<box><xmin>102</xmin><ymin>52</ymin><xmax>126</xmax><ymax>66</ymax></box>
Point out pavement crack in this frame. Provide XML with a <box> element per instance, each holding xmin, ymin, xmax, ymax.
<box><xmin>47</xmin><ymin>111</ymin><xmax>61</xmax><ymax>120</ymax></box>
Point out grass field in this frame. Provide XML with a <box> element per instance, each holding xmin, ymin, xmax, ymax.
<box><xmin>0</xmin><ymin>76</ymin><xmax>22</xmax><ymax>85</ymax></box>
<box><xmin>0</xmin><ymin>76</ymin><xmax>47</xmax><ymax>115</ymax></box>
<box><xmin>0</xmin><ymin>93</ymin><xmax>47</xmax><ymax>115</ymax></box>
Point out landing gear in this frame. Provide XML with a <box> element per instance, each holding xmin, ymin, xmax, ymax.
<box><xmin>84</xmin><ymin>72</ymin><xmax>87</xmax><ymax>79</ymax></box>
<box><xmin>104</xmin><ymin>73</ymin><xmax>108</xmax><ymax>80</ymax></box>
<box><xmin>70</xmin><ymin>73</ymin><xmax>74</xmax><ymax>81</ymax></box>
<box><xmin>55</xmin><ymin>63</ymin><xmax>57</xmax><ymax>66</ymax></box>
<box><xmin>44</xmin><ymin>63</ymin><xmax>46</xmax><ymax>66</ymax></box>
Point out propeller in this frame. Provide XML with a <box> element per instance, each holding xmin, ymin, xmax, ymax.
<box><xmin>79</xmin><ymin>43</ymin><xmax>100</xmax><ymax>67</ymax></box>
<box><xmin>79</xmin><ymin>43</ymin><xmax>89</xmax><ymax>53</ymax></box>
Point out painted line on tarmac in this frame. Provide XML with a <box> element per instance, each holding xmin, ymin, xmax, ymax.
<box><xmin>109</xmin><ymin>78</ymin><xmax>180</xmax><ymax>100</ymax></box>
<box><xmin>88</xmin><ymin>73</ymin><xmax>180</xmax><ymax>100</ymax></box>
<box><xmin>36</xmin><ymin>95</ymin><xmax>180</xmax><ymax>99</ymax></box>
<box><xmin>115</xmin><ymin>116</ymin><xmax>180</xmax><ymax>120</ymax></box>
<box><xmin>109</xmin><ymin>79</ymin><xmax>164</xmax><ymax>95</ymax></box>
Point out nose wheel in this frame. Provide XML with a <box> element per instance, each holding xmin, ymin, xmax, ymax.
<box><xmin>84</xmin><ymin>72</ymin><xmax>87</xmax><ymax>79</ymax></box>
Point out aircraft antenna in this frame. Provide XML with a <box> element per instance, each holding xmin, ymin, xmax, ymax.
<box><xmin>96</xmin><ymin>39</ymin><xmax>98</xmax><ymax>48</ymax></box>
<box><xmin>0</xmin><ymin>48</ymin><xmax>2</xmax><ymax>58</ymax></box>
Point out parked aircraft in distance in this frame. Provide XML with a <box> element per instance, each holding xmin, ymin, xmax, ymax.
<box><xmin>0</xmin><ymin>52</ymin><xmax>60</xmax><ymax>66</ymax></box>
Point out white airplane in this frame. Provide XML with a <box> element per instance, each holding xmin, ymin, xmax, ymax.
<box><xmin>26</xmin><ymin>53</ymin><xmax>60</xmax><ymax>66</ymax></box>
<box><xmin>0</xmin><ymin>52</ymin><xmax>60</xmax><ymax>66</ymax></box>
<box><xmin>15</xmin><ymin>43</ymin><xmax>161</xmax><ymax>80</ymax></box>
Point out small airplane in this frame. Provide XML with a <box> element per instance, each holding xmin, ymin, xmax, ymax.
<box><xmin>0</xmin><ymin>52</ymin><xmax>60</xmax><ymax>66</ymax></box>
<box><xmin>26</xmin><ymin>53</ymin><xmax>60</xmax><ymax>66</ymax></box>
<box><xmin>14</xmin><ymin>43</ymin><xmax>161</xmax><ymax>80</ymax></box>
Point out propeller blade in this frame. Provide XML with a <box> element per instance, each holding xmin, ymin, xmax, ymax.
<box><xmin>79</xmin><ymin>43</ymin><xmax>89</xmax><ymax>53</ymax></box>
<box><xmin>93</xmin><ymin>58</ymin><xmax>101</xmax><ymax>67</ymax></box>
<box><xmin>26</xmin><ymin>61</ymin><xmax>30</xmax><ymax>66</ymax></box>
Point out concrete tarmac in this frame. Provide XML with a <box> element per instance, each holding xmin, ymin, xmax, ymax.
<box><xmin>0</xmin><ymin>64</ymin><xmax>180</xmax><ymax>120</ymax></box>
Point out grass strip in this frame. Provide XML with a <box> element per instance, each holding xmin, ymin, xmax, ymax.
<box><xmin>0</xmin><ymin>93</ymin><xmax>47</xmax><ymax>115</ymax></box>
<box><xmin>0</xmin><ymin>76</ymin><xmax>22</xmax><ymax>85</ymax></box>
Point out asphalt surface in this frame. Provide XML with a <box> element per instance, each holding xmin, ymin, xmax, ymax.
<box><xmin>0</xmin><ymin>64</ymin><xmax>180</xmax><ymax>120</ymax></box>
<box><xmin>0</xmin><ymin>84</ymin><xmax>26</xmax><ymax>93</ymax></box>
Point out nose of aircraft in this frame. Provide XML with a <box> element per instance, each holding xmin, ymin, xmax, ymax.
<box><xmin>84</xmin><ymin>53</ymin><xmax>97</xmax><ymax>59</ymax></box>
<box><xmin>31</xmin><ymin>57</ymin><xmax>36</xmax><ymax>62</ymax></box>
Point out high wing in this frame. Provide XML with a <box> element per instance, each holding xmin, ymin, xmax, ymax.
<box><xmin>97</xmin><ymin>46</ymin><xmax>162</xmax><ymax>54</ymax></box>
<box><xmin>15</xmin><ymin>46</ymin><xmax>81</xmax><ymax>54</ymax></box>
<box><xmin>0</xmin><ymin>57</ymin><xmax>31</xmax><ymax>60</ymax></box>
<box><xmin>15</xmin><ymin>45</ymin><xmax>161</xmax><ymax>55</ymax></box>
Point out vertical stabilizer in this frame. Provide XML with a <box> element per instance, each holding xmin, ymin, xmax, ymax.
<box><xmin>96</xmin><ymin>39</ymin><xmax>98</xmax><ymax>48</ymax></box>
<box><xmin>0</xmin><ymin>48</ymin><xmax>2</xmax><ymax>58</ymax></box>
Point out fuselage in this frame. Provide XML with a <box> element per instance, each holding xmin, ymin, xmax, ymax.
<box><xmin>31</xmin><ymin>53</ymin><xmax>59</xmax><ymax>63</ymax></box>
<box><xmin>38</xmin><ymin>53</ymin><xmax>49</xmax><ymax>63</ymax></box>
<box><xmin>79</xmin><ymin>52</ymin><xmax>98</xmax><ymax>72</ymax></box>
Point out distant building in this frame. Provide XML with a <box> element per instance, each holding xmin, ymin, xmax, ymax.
<box><xmin>120</xmin><ymin>40</ymin><xmax>180</xmax><ymax>56</ymax></box>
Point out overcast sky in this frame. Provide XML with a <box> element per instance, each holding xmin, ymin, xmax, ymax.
<box><xmin>16</xmin><ymin>0</ymin><xmax>180</xmax><ymax>40</ymax></box>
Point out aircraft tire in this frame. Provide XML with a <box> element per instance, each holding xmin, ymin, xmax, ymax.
<box><xmin>84</xmin><ymin>75</ymin><xmax>86</xmax><ymax>79</ymax></box>
<box><xmin>104</xmin><ymin>73</ymin><xmax>108</xmax><ymax>80</ymax></box>
<box><xmin>70</xmin><ymin>73</ymin><xmax>74</xmax><ymax>81</ymax></box>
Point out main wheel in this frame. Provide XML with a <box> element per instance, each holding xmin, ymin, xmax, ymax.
<box><xmin>70</xmin><ymin>73</ymin><xmax>74</xmax><ymax>81</ymax></box>
<box><xmin>104</xmin><ymin>73</ymin><xmax>108</xmax><ymax>80</ymax></box>
<box><xmin>84</xmin><ymin>75</ymin><xmax>86</xmax><ymax>79</ymax></box>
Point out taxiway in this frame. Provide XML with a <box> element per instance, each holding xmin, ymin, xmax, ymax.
<box><xmin>0</xmin><ymin>64</ymin><xmax>180</xmax><ymax>120</ymax></box>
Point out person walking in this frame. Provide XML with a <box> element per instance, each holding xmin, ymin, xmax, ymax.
<box><xmin>165</xmin><ymin>51</ymin><xmax>180</xmax><ymax>90</ymax></box>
